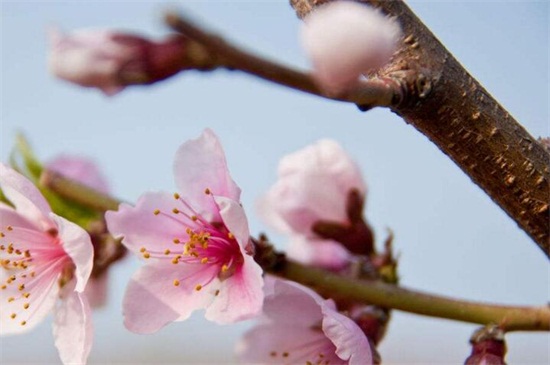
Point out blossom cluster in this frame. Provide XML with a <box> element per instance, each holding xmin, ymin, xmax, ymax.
<box><xmin>1</xmin><ymin>2</ymin><xmax>403</xmax><ymax>363</ymax></box>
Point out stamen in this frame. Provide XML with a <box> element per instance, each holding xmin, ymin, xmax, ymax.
<box><xmin>228</xmin><ymin>232</ymin><xmax>234</xmax><ymax>239</ymax></box>
<box><xmin>8</xmin><ymin>297</ymin><xmax>15</xmax><ymax>302</ymax></box>
<box><xmin>204</xmin><ymin>188</ymin><xmax>211</xmax><ymax>195</ymax></box>
<box><xmin>270</xmin><ymin>351</ymin><xmax>277</xmax><ymax>357</ymax></box>
<box><xmin>214</xmin><ymin>289</ymin><xmax>220</xmax><ymax>296</ymax></box>
<box><xmin>173</xmin><ymin>238</ymin><xmax>180</xmax><ymax>244</ymax></box>
<box><xmin>164</xmin><ymin>249</ymin><xmax>171</xmax><ymax>255</ymax></box>
<box><xmin>283</xmin><ymin>352</ymin><xmax>289</xmax><ymax>357</ymax></box>
<box><xmin>173</xmin><ymin>279</ymin><xmax>180</xmax><ymax>287</ymax></box>
<box><xmin>221</xmin><ymin>264</ymin><xmax>229</xmax><ymax>272</ymax></box>
<box><xmin>200</xmin><ymin>257</ymin><xmax>208</xmax><ymax>264</ymax></box>
<box><xmin>173</xmin><ymin>193</ymin><xmax>180</xmax><ymax>199</ymax></box>
<box><xmin>153</xmin><ymin>209</ymin><xmax>160</xmax><ymax>215</ymax></box>
<box><xmin>139</xmin><ymin>247</ymin><xmax>146</xmax><ymax>253</ymax></box>
<box><xmin>172</xmin><ymin>208</ymin><xmax>180</xmax><ymax>214</ymax></box>
<box><xmin>20</xmin><ymin>321</ymin><xmax>26</xmax><ymax>326</ymax></box>
<box><xmin>7</xmin><ymin>226</ymin><xmax>13</xmax><ymax>231</ymax></box>
<box><xmin>195</xmin><ymin>284</ymin><xmax>202</xmax><ymax>291</ymax></box>
<box><xmin>18</xmin><ymin>284</ymin><xmax>25</xmax><ymax>291</ymax></box>
<box><xmin>23</xmin><ymin>303</ymin><xmax>29</xmax><ymax>309</ymax></box>
<box><xmin>23</xmin><ymin>293</ymin><xmax>30</xmax><ymax>298</ymax></box>
<box><xmin>10</xmin><ymin>313</ymin><xmax>16</xmax><ymax>319</ymax></box>
<box><xmin>143</xmin><ymin>252</ymin><xmax>150</xmax><ymax>259</ymax></box>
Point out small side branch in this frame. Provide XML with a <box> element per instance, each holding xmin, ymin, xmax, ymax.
<box><xmin>165</xmin><ymin>11</ymin><xmax>405</xmax><ymax>109</ymax></box>
<box><xmin>40</xmin><ymin>169</ymin><xmax>120</xmax><ymax>212</ymax></box>
<box><xmin>257</xmin><ymin>247</ymin><xmax>550</xmax><ymax>332</ymax></box>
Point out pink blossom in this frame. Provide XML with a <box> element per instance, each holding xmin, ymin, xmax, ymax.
<box><xmin>48</xmin><ymin>28</ymin><xmax>188</xmax><ymax>95</ymax></box>
<box><xmin>258</xmin><ymin>139</ymin><xmax>365</xmax><ymax>267</ymax></box>
<box><xmin>47</xmin><ymin>155</ymin><xmax>112</xmax><ymax>308</ymax></box>
<box><xmin>236</xmin><ymin>277</ymin><xmax>373</xmax><ymax>365</ymax></box>
<box><xmin>47</xmin><ymin>155</ymin><xmax>110</xmax><ymax>194</ymax></box>
<box><xmin>106</xmin><ymin>129</ymin><xmax>263</xmax><ymax>333</ymax></box>
<box><xmin>0</xmin><ymin>163</ymin><xmax>94</xmax><ymax>364</ymax></box>
<box><xmin>301</xmin><ymin>1</ymin><xmax>401</xmax><ymax>93</ymax></box>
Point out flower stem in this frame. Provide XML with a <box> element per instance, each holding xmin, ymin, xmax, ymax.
<box><xmin>262</xmin><ymin>255</ymin><xmax>549</xmax><ymax>332</ymax></box>
<box><xmin>164</xmin><ymin>11</ymin><xmax>404</xmax><ymax>109</ymax></box>
<box><xmin>39</xmin><ymin>169</ymin><xmax>120</xmax><ymax>212</ymax></box>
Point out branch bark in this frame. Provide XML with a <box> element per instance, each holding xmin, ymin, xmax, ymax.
<box><xmin>290</xmin><ymin>0</ymin><xmax>550</xmax><ymax>257</ymax></box>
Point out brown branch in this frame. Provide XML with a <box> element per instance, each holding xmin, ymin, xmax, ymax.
<box><xmin>290</xmin><ymin>0</ymin><xmax>550</xmax><ymax>257</ymax></box>
<box><xmin>165</xmin><ymin>11</ymin><xmax>405</xmax><ymax>109</ymax></box>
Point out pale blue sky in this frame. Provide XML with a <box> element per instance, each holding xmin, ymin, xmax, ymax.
<box><xmin>1</xmin><ymin>1</ymin><xmax>548</xmax><ymax>364</ymax></box>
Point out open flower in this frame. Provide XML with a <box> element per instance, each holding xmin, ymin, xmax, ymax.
<box><xmin>236</xmin><ymin>277</ymin><xmax>373</xmax><ymax>365</ymax></box>
<box><xmin>0</xmin><ymin>163</ymin><xmax>94</xmax><ymax>365</ymax></box>
<box><xmin>47</xmin><ymin>155</ymin><xmax>114</xmax><ymax>308</ymax></box>
<box><xmin>301</xmin><ymin>1</ymin><xmax>401</xmax><ymax>93</ymax></box>
<box><xmin>48</xmin><ymin>28</ymin><xmax>188</xmax><ymax>95</ymax></box>
<box><xmin>106</xmin><ymin>129</ymin><xmax>263</xmax><ymax>333</ymax></box>
<box><xmin>258</xmin><ymin>139</ymin><xmax>368</xmax><ymax>267</ymax></box>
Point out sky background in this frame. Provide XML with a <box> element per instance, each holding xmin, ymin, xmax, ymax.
<box><xmin>1</xmin><ymin>0</ymin><xmax>549</xmax><ymax>364</ymax></box>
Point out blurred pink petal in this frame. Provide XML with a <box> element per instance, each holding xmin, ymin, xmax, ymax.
<box><xmin>0</xmin><ymin>164</ymin><xmax>94</xmax><ymax>364</ymax></box>
<box><xmin>301</xmin><ymin>1</ymin><xmax>401</xmax><ymax>93</ymax></box>
<box><xmin>258</xmin><ymin>139</ymin><xmax>364</xmax><ymax>268</ymax></box>
<box><xmin>48</xmin><ymin>27</ymin><xmax>187</xmax><ymax>95</ymax></box>
<box><xmin>47</xmin><ymin>155</ymin><xmax>110</xmax><ymax>193</ymax></box>
<box><xmin>106</xmin><ymin>129</ymin><xmax>263</xmax><ymax>332</ymax></box>
<box><xmin>236</xmin><ymin>278</ymin><xmax>372</xmax><ymax>365</ymax></box>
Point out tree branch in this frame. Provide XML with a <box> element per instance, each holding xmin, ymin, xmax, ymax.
<box><xmin>289</xmin><ymin>0</ymin><xmax>550</xmax><ymax>256</ymax></box>
<box><xmin>165</xmin><ymin>11</ymin><xmax>406</xmax><ymax>109</ymax></box>
<box><xmin>255</xmin><ymin>243</ymin><xmax>550</xmax><ymax>332</ymax></box>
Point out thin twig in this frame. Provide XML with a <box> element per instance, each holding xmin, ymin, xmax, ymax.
<box><xmin>40</xmin><ymin>169</ymin><xmax>120</xmax><ymax>212</ymax></box>
<box><xmin>165</xmin><ymin>11</ymin><xmax>404</xmax><ymax>109</ymax></box>
<box><xmin>264</xmin><ymin>256</ymin><xmax>550</xmax><ymax>332</ymax></box>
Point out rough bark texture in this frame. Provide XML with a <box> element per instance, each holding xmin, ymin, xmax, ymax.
<box><xmin>291</xmin><ymin>0</ymin><xmax>550</xmax><ymax>257</ymax></box>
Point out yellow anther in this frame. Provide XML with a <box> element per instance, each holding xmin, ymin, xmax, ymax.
<box><xmin>10</xmin><ymin>313</ymin><xmax>16</xmax><ymax>319</ymax></box>
<box><xmin>7</xmin><ymin>226</ymin><xmax>13</xmax><ymax>231</ymax></box>
<box><xmin>0</xmin><ymin>232</ymin><xmax>4</xmax><ymax>238</ymax></box>
<box><xmin>8</xmin><ymin>297</ymin><xmax>15</xmax><ymax>302</ymax></box>
<box><xmin>195</xmin><ymin>284</ymin><xmax>202</xmax><ymax>291</ymax></box>
<box><xmin>139</xmin><ymin>247</ymin><xmax>146</xmax><ymax>253</ymax></box>
<box><xmin>24</xmin><ymin>250</ymin><xmax>31</xmax><ymax>258</ymax></box>
<box><xmin>173</xmin><ymin>238</ymin><xmax>180</xmax><ymax>244</ymax></box>
<box><xmin>18</xmin><ymin>284</ymin><xmax>25</xmax><ymax>291</ymax></box>
<box><xmin>23</xmin><ymin>303</ymin><xmax>29</xmax><ymax>309</ymax></box>
<box><xmin>153</xmin><ymin>209</ymin><xmax>160</xmax><ymax>215</ymax></box>
<box><xmin>191</xmin><ymin>215</ymin><xmax>198</xmax><ymax>221</ymax></box>
<box><xmin>221</xmin><ymin>264</ymin><xmax>229</xmax><ymax>272</ymax></box>
<box><xmin>1</xmin><ymin>285</ymin><xmax>6</xmax><ymax>290</ymax></box>
<box><xmin>23</xmin><ymin>293</ymin><xmax>30</xmax><ymax>298</ymax></box>
<box><xmin>171</xmin><ymin>257</ymin><xmax>179</xmax><ymax>265</ymax></box>
<box><xmin>164</xmin><ymin>249</ymin><xmax>171</xmax><ymax>255</ymax></box>
<box><xmin>202</xmin><ymin>242</ymin><xmax>208</xmax><ymax>249</ymax></box>
<box><xmin>185</xmin><ymin>228</ymin><xmax>192</xmax><ymax>235</ymax></box>
<box><xmin>200</xmin><ymin>257</ymin><xmax>208</xmax><ymax>264</ymax></box>
<box><xmin>15</xmin><ymin>249</ymin><xmax>22</xmax><ymax>255</ymax></box>
<box><xmin>172</xmin><ymin>208</ymin><xmax>179</xmax><ymax>214</ymax></box>
<box><xmin>228</xmin><ymin>232</ymin><xmax>234</xmax><ymax>239</ymax></box>
<box><xmin>190</xmin><ymin>252</ymin><xmax>199</xmax><ymax>258</ymax></box>
<box><xmin>173</xmin><ymin>279</ymin><xmax>180</xmax><ymax>287</ymax></box>
<box><xmin>174</xmin><ymin>193</ymin><xmax>180</xmax><ymax>199</ymax></box>
<box><xmin>143</xmin><ymin>252</ymin><xmax>151</xmax><ymax>259</ymax></box>
<box><xmin>20</xmin><ymin>321</ymin><xmax>26</xmax><ymax>326</ymax></box>
<box><xmin>0</xmin><ymin>245</ymin><xmax>4</xmax><ymax>250</ymax></box>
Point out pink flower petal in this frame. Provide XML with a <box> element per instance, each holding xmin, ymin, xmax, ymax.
<box><xmin>214</xmin><ymin>196</ymin><xmax>250</xmax><ymax>252</ymax></box>
<box><xmin>0</xmin><ymin>163</ymin><xmax>53</xmax><ymax>230</ymax></box>
<box><xmin>53</xmin><ymin>290</ymin><xmax>93</xmax><ymax>365</ymax></box>
<box><xmin>51</xmin><ymin>213</ymin><xmax>93</xmax><ymax>293</ymax></box>
<box><xmin>106</xmin><ymin>192</ymin><xmax>188</xmax><ymax>255</ymax></box>
<box><xmin>322</xmin><ymin>305</ymin><xmax>373</xmax><ymax>365</ymax></box>
<box><xmin>47</xmin><ymin>155</ymin><xmax>110</xmax><ymax>193</ymax></box>
<box><xmin>173</xmin><ymin>129</ymin><xmax>241</xmax><ymax>220</ymax></box>
<box><xmin>287</xmin><ymin>236</ymin><xmax>351</xmax><ymax>270</ymax></box>
<box><xmin>205</xmin><ymin>255</ymin><xmax>263</xmax><ymax>324</ymax></box>
<box><xmin>0</xmin><ymin>203</ymin><xmax>38</xmax><ymax>231</ymax></box>
<box><xmin>123</xmin><ymin>263</ymin><xmax>219</xmax><ymax>334</ymax></box>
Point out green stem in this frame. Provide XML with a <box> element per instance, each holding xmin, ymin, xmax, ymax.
<box><xmin>266</xmin><ymin>259</ymin><xmax>550</xmax><ymax>332</ymax></box>
<box><xmin>39</xmin><ymin>169</ymin><xmax>120</xmax><ymax>212</ymax></box>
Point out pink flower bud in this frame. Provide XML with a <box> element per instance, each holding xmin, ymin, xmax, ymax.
<box><xmin>301</xmin><ymin>1</ymin><xmax>401</xmax><ymax>93</ymax></box>
<box><xmin>48</xmin><ymin>28</ymin><xmax>188</xmax><ymax>95</ymax></box>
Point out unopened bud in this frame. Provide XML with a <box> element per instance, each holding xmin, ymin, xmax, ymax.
<box><xmin>48</xmin><ymin>28</ymin><xmax>189</xmax><ymax>95</ymax></box>
<box><xmin>301</xmin><ymin>1</ymin><xmax>401</xmax><ymax>94</ymax></box>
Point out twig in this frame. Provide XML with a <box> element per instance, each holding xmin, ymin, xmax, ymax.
<box><xmin>39</xmin><ymin>169</ymin><xmax>120</xmax><ymax>212</ymax></box>
<box><xmin>165</xmin><ymin>11</ymin><xmax>405</xmax><ymax>109</ymax></box>
<box><xmin>260</xmin><ymin>251</ymin><xmax>550</xmax><ymax>332</ymax></box>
